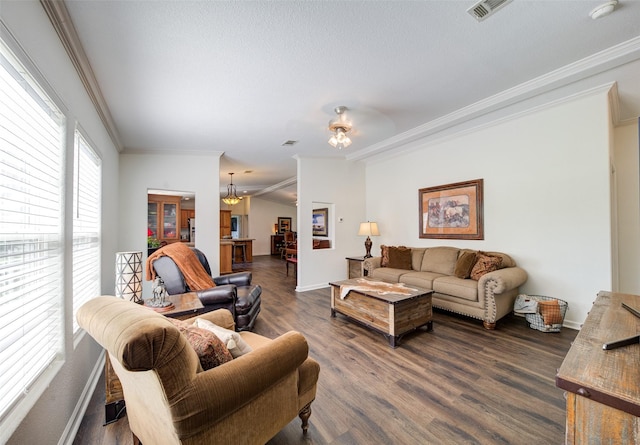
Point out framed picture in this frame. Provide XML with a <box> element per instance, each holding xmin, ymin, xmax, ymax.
<box><xmin>278</xmin><ymin>217</ymin><xmax>292</xmax><ymax>234</ymax></box>
<box><xmin>419</xmin><ymin>179</ymin><xmax>484</xmax><ymax>240</ymax></box>
<box><xmin>312</xmin><ymin>208</ymin><xmax>328</xmax><ymax>237</ymax></box>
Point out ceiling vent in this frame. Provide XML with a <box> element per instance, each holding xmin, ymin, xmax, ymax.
<box><xmin>467</xmin><ymin>0</ymin><xmax>513</xmax><ymax>21</ymax></box>
<box><xmin>281</xmin><ymin>140</ymin><xmax>298</xmax><ymax>146</ymax></box>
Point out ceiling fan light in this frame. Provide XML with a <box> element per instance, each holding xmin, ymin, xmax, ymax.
<box><xmin>327</xmin><ymin>105</ymin><xmax>353</xmax><ymax>150</ymax></box>
<box><xmin>336</xmin><ymin>136</ymin><xmax>351</xmax><ymax>150</ymax></box>
<box><xmin>335</xmin><ymin>128</ymin><xmax>348</xmax><ymax>143</ymax></box>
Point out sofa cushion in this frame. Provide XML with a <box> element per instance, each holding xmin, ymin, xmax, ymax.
<box><xmin>369</xmin><ymin>267</ymin><xmax>408</xmax><ymax>283</ymax></box>
<box><xmin>194</xmin><ymin>318</ymin><xmax>253</xmax><ymax>358</ymax></box>
<box><xmin>470</xmin><ymin>252</ymin><xmax>503</xmax><ymax>280</ymax></box>
<box><xmin>387</xmin><ymin>246</ymin><xmax>412</xmax><ymax>269</ymax></box>
<box><xmin>400</xmin><ymin>271</ymin><xmax>447</xmax><ymax>290</ymax></box>
<box><xmin>420</xmin><ymin>247</ymin><xmax>460</xmax><ymax>275</ymax></box>
<box><xmin>454</xmin><ymin>250</ymin><xmax>477</xmax><ymax>279</ymax></box>
<box><xmin>432</xmin><ymin>276</ymin><xmax>478</xmax><ymax>301</ymax></box>
<box><xmin>411</xmin><ymin>248</ymin><xmax>426</xmax><ymax>271</ymax></box>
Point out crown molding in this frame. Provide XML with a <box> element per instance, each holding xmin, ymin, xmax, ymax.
<box><xmin>252</xmin><ymin>176</ymin><xmax>297</xmax><ymax>197</ymax></box>
<box><xmin>40</xmin><ymin>0</ymin><xmax>123</xmax><ymax>151</ymax></box>
<box><xmin>364</xmin><ymin>82</ymin><xmax>619</xmax><ymax>166</ymax></box>
<box><xmin>347</xmin><ymin>35</ymin><xmax>640</xmax><ymax>162</ymax></box>
<box><xmin>122</xmin><ymin>148</ymin><xmax>224</xmax><ymax>157</ymax></box>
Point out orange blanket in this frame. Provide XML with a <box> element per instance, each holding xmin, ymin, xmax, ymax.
<box><xmin>146</xmin><ymin>243</ymin><xmax>215</xmax><ymax>291</ymax></box>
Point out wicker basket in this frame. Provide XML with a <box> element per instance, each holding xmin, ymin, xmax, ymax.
<box><xmin>516</xmin><ymin>294</ymin><xmax>568</xmax><ymax>333</ymax></box>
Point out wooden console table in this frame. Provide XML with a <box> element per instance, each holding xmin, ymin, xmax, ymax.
<box><xmin>556</xmin><ymin>290</ymin><xmax>640</xmax><ymax>443</ymax></box>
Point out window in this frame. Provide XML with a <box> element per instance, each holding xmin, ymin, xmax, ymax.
<box><xmin>72</xmin><ymin>130</ymin><xmax>101</xmax><ymax>335</ymax></box>
<box><xmin>0</xmin><ymin>38</ymin><xmax>65</xmax><ymax>426</ymax></box>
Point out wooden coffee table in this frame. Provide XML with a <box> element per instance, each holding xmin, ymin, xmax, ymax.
<box><xmin>329</xmin><ymin>278</ymin><xmax>433</xmax><ymax>348</ymax></box>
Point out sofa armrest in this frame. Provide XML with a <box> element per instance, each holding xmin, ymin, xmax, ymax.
<box><xmin>172</xmin><ymin>331</ymin><xmax>309</xmax><ymax>437</ymax></box>
<box><xmin>363</xmin><ymin>257</ymin><xmax>382</xmax><ymax>274</ymax></box>
<box><xmin>196</xmin><ymin>285</ymin><xmax>237</xmax><ymax>306</ymax></box>
<box><xmin>477</xmin><ymin>266</ymin><xmax>528</xmax><ymax>295</ymax></box>
<box><xmin>213</xmin><ymin>271</ymin><xmax>252</xmax><ymax>286</ymax></box>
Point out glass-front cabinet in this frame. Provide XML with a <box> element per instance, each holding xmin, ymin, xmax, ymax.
<box><xmin>148</xmin><ymin>194</ymin><xmax>181</xmax><ymax>243</ymax></box>
<box><xmin>148</xmin><ymin>201</ymin><xmax>159</xmax><ymax>239</ymax></box>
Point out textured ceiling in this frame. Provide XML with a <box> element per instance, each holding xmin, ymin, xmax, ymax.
<box><xmin>61</xmin><ymin>0</ymin><xmax>640</xmax><ymax>205</ymax></box>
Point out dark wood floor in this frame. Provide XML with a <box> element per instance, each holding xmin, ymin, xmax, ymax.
<box><xmin>73</xmin><ymin>255</ymin><xmax>577</xmax><ymax>444</ymax></box>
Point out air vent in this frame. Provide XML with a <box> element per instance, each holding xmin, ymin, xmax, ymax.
<box><xmin>281</xmin><ymin>140</ymin><xmax>298</xmax><ymax>146</ymax></box>
<box><xmin>467</xmin><ymin>0</ymin><xmax>513</xmax><ymax>21</ymax></box>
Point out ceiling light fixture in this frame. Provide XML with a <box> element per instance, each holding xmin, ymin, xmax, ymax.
<box><xmin>328</xmin><ymin>106</ymin><xmax>352</xmax><ymax>150</ymax></box>
<box><xmin>590</xmin><ymin>0</ymin><xmax>618</xmax><ymax>19</ymax></box>
<box><xmin>222</xmin><ymin>172</ymin><xmax>241</xmax><ymax>205</ymax></box>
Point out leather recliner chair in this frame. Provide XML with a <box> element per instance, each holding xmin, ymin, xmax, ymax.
<box><xmin>152</xmin><ymin>248</ymin><xmax>261</xmax><ymax>331</ymax></box>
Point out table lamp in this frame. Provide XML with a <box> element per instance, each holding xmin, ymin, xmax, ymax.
<box><xmin>358</xmin><ymin>222</ymin><xmax>380</xmax><ymax>258</ymax></box>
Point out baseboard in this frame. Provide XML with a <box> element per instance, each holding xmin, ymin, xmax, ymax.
<box><xmin>57</xmin><ymin>350</ymin><xmax>105</xmax><ymax>445</ymax></box>
<box><xmin>563</xmin><ymin>320</ymin><xmax>581</xmax><ymax>331</ymax></box>
<box><xmin>295</xmin><ymin>283</ymin><xmax>330</xmax><ymax>292</ymax></box>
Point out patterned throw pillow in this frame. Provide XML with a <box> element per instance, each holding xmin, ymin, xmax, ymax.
<box><xmin>470</xmin><ymin>252</ymin><xmax>503</xmax><ymax>281</ymax></box>
<box><xmin>167</xmin><ymin>318</ymin><xmax>233</xmax><ymax>370</ymax></box>
<box><xmin>380</xmin><ymin>245</ymin><xmax>390</xmax><ymax>267</ymax></box>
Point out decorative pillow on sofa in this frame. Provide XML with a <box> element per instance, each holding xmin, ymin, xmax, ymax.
<box><xmin>470</xmin><ymin>252</ymin><xmax>503</xmax><ymax>280</ymax></box>
<box><xmin>454</xmin><ymin>251</ymin><xmax>477</xmax><ymax>279</ymax></box>
<box><xmin>380</xmin><ymin>245</ymin><xmax>390</xmax><ymax>267</ymax></box>
<box><xmin>194</xmin><ymin>318</ymin><xmax>253</xmax><ymax>358</ymax></box>
<box><xmin>167</xmin><ymin>318</ymin><xmax>233</xmax><ymax>369</ymax></box>
<box><xmin>387</xmin><ymin>246</ymin><xmax>413</xmax><ymax>269</ymax></box>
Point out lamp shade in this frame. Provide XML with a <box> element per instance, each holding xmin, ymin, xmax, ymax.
<box><xmin>115</xmin><ymin>251</ymin><xmax>143</xmax><ymax>303</ymax></box>
<box><xmin>358</xmin><ymin>222</ymin><xmax>380</xmax><ymax>237</ymax></box>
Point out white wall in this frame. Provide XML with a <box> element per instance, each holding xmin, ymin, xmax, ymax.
<box><xmin>247</xmin><ymin>197</ymin><xmax>297</xmax><ymax>256</ymax></box>
<box><xmin>119</xmin><ymin>152</ymin><xmax>221</xmax><ymax>296</ymax></box>
<box><xmin>366</xmin><ymin>89</ymin><xmax>614</xmax><ymax>328</ymax></box>
<box><xmin>297</xmin><ymin>157</ymin><xmax>367</xmax><ymax>291</ymax></box>
<box><xmin>614</xmin><ymin>120</ymin><xmax>640</xmax><ymax>294</ymax></box>
<box><xmin>2</xmin><ymin>2</ymin><xmax>119</xmax><ymax>444</ymax></box>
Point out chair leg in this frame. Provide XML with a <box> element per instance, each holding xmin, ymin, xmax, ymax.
<box><xmin>299</xmin><ymin>403</ymin><xmax>312</xmax><ymax>434</ymax></box>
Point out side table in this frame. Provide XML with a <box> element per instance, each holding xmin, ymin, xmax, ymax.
<box><xmin>346</xmin><ymin>256</ymin><xmax>367</xmax><ymax>279</ymax></box>
<box><xmin>104</xmin><ymin>293</ymin><xmax>204</xmax><ymax>423</ymax></box>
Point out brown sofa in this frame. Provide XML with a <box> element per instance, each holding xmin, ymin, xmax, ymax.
<box><xmin>77</xmin><ymin>296</ymin><xmax>320</xmax><ymax>444</ymax></box>
<box><xmin>364</xmin><ymin>246</ymin><xmax>527</xmax><ymax>329</ymax></box>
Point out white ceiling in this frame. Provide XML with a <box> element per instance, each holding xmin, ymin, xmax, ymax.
<box><xmin>57</xmin><ymin>0</ymin><xmax>640</xmax><ymax>205</ymax></box>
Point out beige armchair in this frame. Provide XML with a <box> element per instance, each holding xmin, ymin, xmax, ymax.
<box><xmin>77</xmin><ymin>296</ymin><xmax>320</xmax><ymax>445</ymax></box>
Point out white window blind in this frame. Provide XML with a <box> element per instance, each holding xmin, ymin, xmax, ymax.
<box><xmin>0</xmin><ymin>39</ymin><xmax>65</xmax><ymax>423</ymax></box>
<box><xmin>72</xmin><ymin>130</ymin><xmax>101</xmax><ymax>335</ymax></box>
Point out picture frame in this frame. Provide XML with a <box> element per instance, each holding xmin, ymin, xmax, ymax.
<box><xmin>312</xmin><ymin>208</ymin><xmax>328</xmax><ymax>237</ymax></box>
<box><xmin>277</xmin><ymin>217</ymin><xmax>292</xmax><ymax>234</ymax></box>
<box><xmin>419</xmin><ymin>179</ymin><xmax>484</xmax><ymax>240</ymax></box>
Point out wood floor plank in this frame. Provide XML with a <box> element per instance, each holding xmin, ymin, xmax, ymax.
<box><xmin>73</xmin><ymin>255</ymin><xmax>576</xmax><ymax>445</ymax></box>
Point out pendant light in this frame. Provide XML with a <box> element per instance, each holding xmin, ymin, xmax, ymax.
<box><xmin>222</xmin><ymin>172</ymin><xmax>241</xmax><ymax>205</ymax></box>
